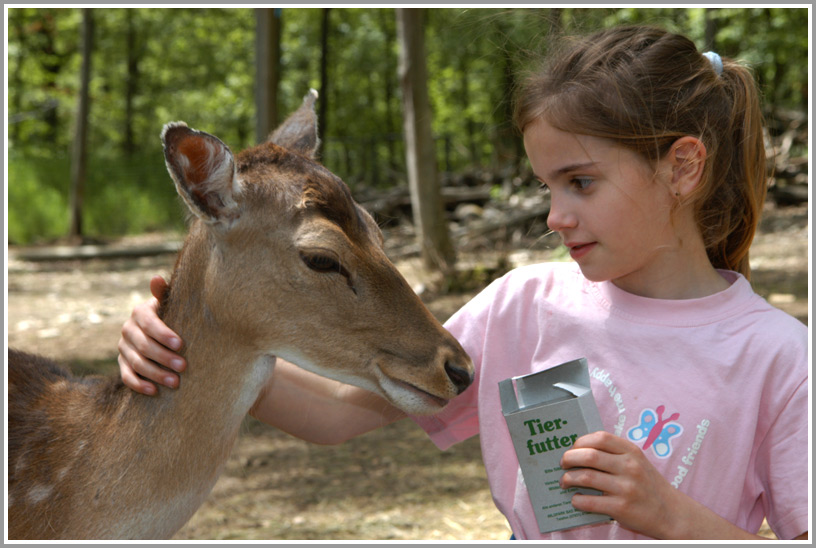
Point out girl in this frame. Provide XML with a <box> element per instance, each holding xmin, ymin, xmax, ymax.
<box><xmin>118</xmin><ymin>26</ymin><xmax>808</xmax><ymax>540</ymax></box>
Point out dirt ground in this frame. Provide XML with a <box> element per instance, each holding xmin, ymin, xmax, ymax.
<box><xmin>6</xmin><ymin>202</ymin><xmax>808</xmax><ymax>540</ymax></box>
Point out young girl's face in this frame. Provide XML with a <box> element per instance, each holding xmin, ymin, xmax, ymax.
<box><xmin>523</xmin><ymin>118</ymin><xmax>685</xmax><ymax>296</ymax></box>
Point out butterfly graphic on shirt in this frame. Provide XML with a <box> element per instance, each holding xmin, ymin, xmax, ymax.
<box><xmin>626</xmin><ymin>405</ymin><xmax>683</xmax><ymax>458</ymax></box>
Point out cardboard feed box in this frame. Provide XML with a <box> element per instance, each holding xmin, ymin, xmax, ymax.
<box><xmin>499</xmin><ymin>358</ymin><xmax>612</xmax><ymax>533</ymax></box>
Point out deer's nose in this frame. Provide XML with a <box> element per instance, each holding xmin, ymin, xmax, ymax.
<box><xmin>445</xmin><ymin>361</ymin><xmax>474</xmax><ymax>395</ymax></box>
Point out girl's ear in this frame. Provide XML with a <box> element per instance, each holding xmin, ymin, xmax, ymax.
<box><xmin>668</xmin><ymin>136</ymin><xmax>707</xmax><ymax>198</ymax></box>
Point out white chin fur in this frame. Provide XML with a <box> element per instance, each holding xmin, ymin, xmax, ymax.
<box><xmin>273</xmin><ymin>348</ymin><xmax>381</xmax><ymax>395</ymax></box>
<box><xmin>376</xmin><ymin>375</ymin><xmax>446</xmax><ymax>416</ymax></box>
<box><xmin>273</xmin><ymin>349</ymin><xmax>443</xmax><ymax>415</ymax></box>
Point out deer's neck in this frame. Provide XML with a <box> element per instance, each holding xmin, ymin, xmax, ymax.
<box><xmin>159</xmin><ymin>227</ymin><xmax>276</xmax><ymax>432</ymax></box>
<box><xmin>95</xmin><ymin>229</ymin><xmax>277</xmax><ymax>536</ymax></box>
<box><xmin>9</xmin><ymin>229</ymin><xmax>278</xmax><ymax>539</ymax></box>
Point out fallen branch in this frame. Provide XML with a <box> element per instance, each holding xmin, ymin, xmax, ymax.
<box><xmin>10</xmin><ymin>242</ymin><xmax>182</xmax><ymax>262</ymax></box>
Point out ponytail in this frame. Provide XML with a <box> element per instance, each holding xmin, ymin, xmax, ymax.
<box><xmin>697</xmin><ymin>62</ymin><xmax>767</xmax><ymax>278</ymax></box>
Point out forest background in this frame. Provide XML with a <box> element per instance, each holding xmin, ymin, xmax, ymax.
<box><xmin>6</xmin><ymin>6</ymin><xmax>809</xmax><ymax>247</ymax></box>
<box><xmin>5</xmin><ymin>6</ymin><xmax>809</xmax><ymax>540</ymax></box>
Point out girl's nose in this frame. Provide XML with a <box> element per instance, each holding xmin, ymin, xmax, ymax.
<box><xmin>545</xmin><ymin>195</ymin><xmax>577</xmax><ymax>232</ymax></box>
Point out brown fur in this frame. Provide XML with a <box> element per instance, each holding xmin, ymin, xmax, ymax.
<box><xmin>7</xmin><ymin>93</ymin><xmax>472</xmax><ymax>539</ymax></box>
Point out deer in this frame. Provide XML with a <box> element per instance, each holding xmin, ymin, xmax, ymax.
<box><xmin>7</xmin><ymin>90</ymin><xmax>474</xmax><ymax>540</ymax></box>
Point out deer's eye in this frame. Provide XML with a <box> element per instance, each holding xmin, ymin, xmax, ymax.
<box><xmin>302</xmin><ymin>253</ymin><xmax>341</xmax><ymax>273</ymax></box>
<box><xmin>300</xmin><ymin>252</ymin><xmax>357</xmax><ymax>295</ymax></box>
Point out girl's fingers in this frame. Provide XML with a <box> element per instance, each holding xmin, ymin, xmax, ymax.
<box><xmin>118</xmin><ymin>354</ymin><xmax>158</xmax><ymax>396</ymax></box>
<box><xmin>149</xmin><ymin>275</ymin><xmax>169</xmax><ymax>301</ymax></box>
<box><xmin>569</xmin><ymin>491</ymin><xmax>623</xmax><ymax>517</ymax></box>
<box><xmin>561</xmin><ymin>431</ymin><xmax>640</xmax><ymax>473</ymax></box>
<box><xmin>127</xmin><ymin>301</ymin><xmax>185</xmax><ymax>370</ymax></box>
<box><xmin>560</xmin><ymin>461</ymin><xmax>620</xmax><ymax>494</ymax></box>
<box><xmin>561</xmin><ymin>446</ymin><xmax>613</xmax><ymax>474</ymax></box>
<box><xmin>118</xmin><ymin>336</ymin><xmax>180</xmax><ymax>389</ymax></box>
<box><xmin>122</xmin><ymin>313</ymin><xmax>184</xmax><ymax>371</ymax></box>
<box><xmin>571</xmin><ymin>430</ymin><xmax>631</xmax><ymax>453</ymax></box>
<box><xmin>117</xmin><ymin>277</ymin><xmax>186</xmax><ymax>396</ymax></box>
<box><xmin>560</xmin><ymin>432</ymin><xmax>647</xmax><ymax>492</ymax></box>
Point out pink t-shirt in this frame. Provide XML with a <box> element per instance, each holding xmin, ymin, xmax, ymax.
<box><xmin>413</xmin><ymin>262</ymin><xmax>808</xmax><ymax>540</ymax></box>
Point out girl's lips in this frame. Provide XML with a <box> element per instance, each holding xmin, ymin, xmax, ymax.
<box><xmin>568</xmin><ymin>242</ymin><xmax>596</xmax><ymax>260</ymax></box>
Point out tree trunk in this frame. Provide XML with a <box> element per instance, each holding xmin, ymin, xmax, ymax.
<box><xmin>704</xmin><ymin>8</ymin><xmax>718</xmax><ymax>50</ymax></box>
<box><xmin>458</xmin><ymin>53</ymin><xmax>478</xmax><ymax>167</ymax></box>
<box><xmin>379</xmin><ymin>9</ymin><xmax>398</xmax><ymax>170</ymax></box>
<box><xmin>10</xmin><ymin>9</ymin><xmax>26</xmax><ymax>144</ymax></box>
<box><xmin>123</xmin><ymin>9</ymin><xmax>139</xmax><ymax>156</ymax></box>
<box><xmin>549</xmin><ymin>7</ymin><xmax>563</xmax><ymax>35</ymax></box>
<box><xmin>396</xmin><ymin>8</ymin><xmax>455</xmax><ymax>273</ymax></box>
<box><xmin>318</xmin><ymin>8</ymin><xmax>331</xmax><ymax>146</ymax></box>
<box><xmin>69</xmin><ymin>8</ymin><xmax>93</xmax><ymax>241</ymax></box>
<box><xmin>37</xmin><ymin>10</ymin><xmax>62</xmax><ymax>145</ymax></box>
<box><xmin>255</xmin><ymin>8</ymin><xmax>282</xmax><ymax>144</ymax></box>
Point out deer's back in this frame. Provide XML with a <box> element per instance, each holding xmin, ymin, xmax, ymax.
<box><xmin>7</xmin><ymin>349</ymin><xmax>134</xmax><ymax>539</ymax></box>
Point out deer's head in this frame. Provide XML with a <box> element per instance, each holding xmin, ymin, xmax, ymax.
<box><xmin>160</xmin><ymin>91</ymin><xmax>473</xmax><ymax>415</ymax></box>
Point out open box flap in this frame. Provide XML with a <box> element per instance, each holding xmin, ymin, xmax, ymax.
<box><xmin>500</xmin><ymin>358</ymin><xmax>591</xmax><ymax>413</ymax></box>
<box><xmin>553</xmin><ymin>381</ymin><xmax>590</xmax><ymax>398</ymax></box>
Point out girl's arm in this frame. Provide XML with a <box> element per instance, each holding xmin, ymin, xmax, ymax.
<box><xmin>560</xmin><ymin>431</ymin><xmax>807</xmax><ymax>540</ymax></box>
<box><xmin>250</xmin><ymin>359</ymin><xmax>406</xmax><ymax>445</ymax></box>
<box><xmin>118</xmin><ymin>276</ymin><xmax>406</xmax><ymax>444</ymax></box>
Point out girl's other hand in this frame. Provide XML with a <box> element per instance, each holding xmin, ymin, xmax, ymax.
<box><xmin>559</xmin><ymin>431</ymin><xmax>677</xmax><ymax>537</ymax></box>
<box><xmin>118</xmin><ymin>275</ymin><xmax>186</xmax><ymax>396</ymax></box>
<box><xmin>559</xmin><ymin>431</ymin><xmax>766</xmax><ymax>539</ymax></box>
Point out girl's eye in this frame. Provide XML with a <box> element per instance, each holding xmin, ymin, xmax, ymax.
<box><xmin>571</xmin><ymin>177</ymin><xmax>593</xmax><ymax>190</ymax></box>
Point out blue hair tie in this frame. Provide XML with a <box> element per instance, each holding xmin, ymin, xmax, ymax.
<box><xmin>702</xmin><ymin>51</ymin><xmax>723</xmax><ymax>76</ymax></box>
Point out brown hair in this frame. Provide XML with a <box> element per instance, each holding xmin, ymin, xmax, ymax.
<box><xmin>514</xmin><ymin>25</ymin><xmax>767</xmax><ymax>278</ymax></box>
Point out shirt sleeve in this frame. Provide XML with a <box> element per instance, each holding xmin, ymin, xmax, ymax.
<box><xmin>756</xmin><ymin>373</ymin><xmax>809</xmax><ymax>539</ymax></box>
<box><xmin>410</xmin><ymin>277</ymin><xmax>501</xmax><ymax>450</ymax></box>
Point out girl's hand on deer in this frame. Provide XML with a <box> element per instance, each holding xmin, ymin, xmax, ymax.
<box><xmin>118</xmin><ymin>275</ymin><xmax>186</xmax><ymax>395</ymax></box>
<box><xmin>559</xmin><ymin>431</ymin><xmax>679</xmax><ymax>538</ymax></box>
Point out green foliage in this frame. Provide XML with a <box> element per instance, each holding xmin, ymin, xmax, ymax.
<box><xmin>6</xmin><ymin>7</ymin><xmax>808</xmax><ymax>243</ymax></box>
<box><xmin>711</xmin><ymin>7</ymin><xmax>809</xmax><ymax>110</ymax></box>
<box><xmin>8</xmin><ymin>149</ymin><xmax>185</xmax><ymax>244</ymax></box>
<box><xmin>80</xmin><ymin>149</ymin><xmax>185</xmax><ymax>237</ymax></box>
<box><xmin>8</xmin><ymin>154</ymin><xmax>70</xmax><ymax>244</ymax></box>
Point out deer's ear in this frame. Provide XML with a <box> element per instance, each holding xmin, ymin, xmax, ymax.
<box><xmin>266</xmin><ymin>89</ymin><xmax>320</xmax><ymax>158</ymax></box>
<box><xmin>162</xmin><ymin>122</ymin><xmax>242</xmax><ymax>225</ymax></box>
